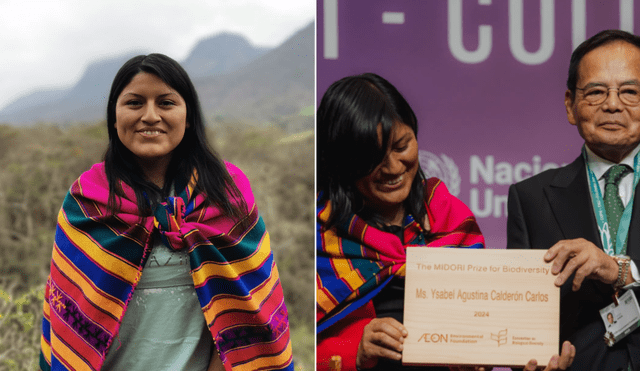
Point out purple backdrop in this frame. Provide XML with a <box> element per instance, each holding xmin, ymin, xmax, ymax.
<box><xmin>318</xmin><ymin>0</ymin><xmax>640</xmax><ymax>250</ymax></box>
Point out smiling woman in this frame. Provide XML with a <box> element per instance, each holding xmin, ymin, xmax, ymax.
<box><xmin>315</xmin><ymin>73</ymin><xmax>571</xmax><ymax>371</ymax></box>
<box><xmin>354</xmin><ymin>123</ymin><xmax>420</xmax><ymax>226</ymax></box>
<box><xmin>114</xmin><ymin>72</ymin><xmax>189</xmax><ymax>187</ymax></box>
<box><xmin>38</xmin><ymin>54</ymin><xmax>294</xmax><ymax>371</ymax></box>
<box><xmin>316</xmin><ymin>73</ymin><xmax>486</xmax><ymax>371</ymax></box>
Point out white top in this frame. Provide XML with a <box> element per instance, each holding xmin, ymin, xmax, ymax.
<box><xmin>101</xmin><ymin>235</ymin><xmax>213</xmax><ymax>371</ymax></box>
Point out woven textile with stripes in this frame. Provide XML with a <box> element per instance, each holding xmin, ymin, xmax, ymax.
<box><xmin>317</xmin><ymin>178</ymin><xmax>485</xmax><ymax>333</ymax></box>
<box><xmin>40</xmin><ymin>162</ymin><xmax>293</xmax><ymax>371</ymax></box>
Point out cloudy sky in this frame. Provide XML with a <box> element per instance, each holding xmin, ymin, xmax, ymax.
<box><xmin>0</xmin><ymin>0</ymin><xmax>314</xmax><ymax>110</ymax></box>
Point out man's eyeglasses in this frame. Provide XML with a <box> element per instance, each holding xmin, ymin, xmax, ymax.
<box><xmin>576</xmin><ymin>85</ymin><xmax>640</xmax><ymax>106</ymax></box>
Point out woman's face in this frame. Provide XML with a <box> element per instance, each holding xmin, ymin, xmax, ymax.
<box><xmin>115</xmin><ymin>72</ymin><xmax>188</xmax><ymax>169</ymax></box>
<box><xmin>355</xmin><ymin>122</ymin><xmax>419</xmax><ymax>214</ymax></box>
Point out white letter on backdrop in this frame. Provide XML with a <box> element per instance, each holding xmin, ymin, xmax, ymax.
<box><xmin>324</xmin><ymin>0</ymin><xmax>338</xmax><ymax>59</ymax></box>
<box><xmin>572</xmin><ymin>0</ymin><xmax>586</xmax><ymax>51</ymax></box>
<box><xmin>509</xmin><ymin>0</ymin><xmax>555</xmax><ymax>65</ymax></box>
<box><xmin>620</xmin><ymin>0</ymin><xmax>634</xmax><ymax>34</ymax></box>
<box><xmin>448</xmin><ymin>0</ymin><xmax>492</xmax><ymax>64</ymax></box>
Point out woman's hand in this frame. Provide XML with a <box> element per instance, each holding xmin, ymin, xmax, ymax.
<box><xmin>356</xmin><ymin>317</ymin><xmax>408</xmax><ymax>369</ymax></box>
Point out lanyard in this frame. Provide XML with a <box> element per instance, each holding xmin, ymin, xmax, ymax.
<box><xmin>583</xmin><ymin>145</ymin><xmax>640</xmax><ymax>255</ymax></box>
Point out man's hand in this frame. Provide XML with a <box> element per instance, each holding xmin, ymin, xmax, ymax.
<box><xmin>545</xmin><ymin>238</ymin><xmax>618</xmax><ymax>290</ymax></box>
<box><xmin>356</xmin><ymin>317</ymin><xmax>407</xmax><ymax>369</ymax></box>
<box><xmin>523</xmin><ymin>341</ymin><xmax>576</xmax><ymax>371</ymax></box>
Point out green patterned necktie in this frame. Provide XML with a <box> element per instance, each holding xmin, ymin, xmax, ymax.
<box><xmin>603</xmin><ymin>164</ymin><xmax>633</xmax><ymax>250</ymax></box>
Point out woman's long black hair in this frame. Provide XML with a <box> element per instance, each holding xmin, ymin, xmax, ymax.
<box><xmin>317</xmin><ymin>73</ymin><xmax>426</xmax><ymax>230</ymax></box>
<box><xmin>104</xmin><ymin>53</ymin><xmax>246</xmax><ymax>218</ymax></box>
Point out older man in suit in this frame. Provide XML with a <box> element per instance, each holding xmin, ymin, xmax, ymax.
<box><xmin>508</xmin><ymin>30</ymin><xmax>640</xmax><ymax>371</ymax></box>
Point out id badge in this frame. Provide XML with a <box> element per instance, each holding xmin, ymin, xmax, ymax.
<box><xmin>599</xmin><ymin>290</ymin><xmax>640</xmax><ymax>347</ymax></box>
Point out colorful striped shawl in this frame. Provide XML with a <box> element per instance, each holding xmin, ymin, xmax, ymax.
<box><xmin>40</xmin><ymin>162</ymin><xmax>293</xmax><ymax>371</ymax></box>
<box><xmin>316</xmin><ymin>178</ymin><xmax>485</xmax><ymax>333</ymax></box>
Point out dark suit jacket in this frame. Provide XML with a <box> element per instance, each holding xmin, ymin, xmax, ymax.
<box><xmin>507</xmin><ymin>155</ymin><xmax>640</xmax><ymax>371</ymax></box>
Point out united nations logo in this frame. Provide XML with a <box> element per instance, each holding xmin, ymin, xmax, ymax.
<box><xmin>419</xmin><ymin>150</ymin><xmax>461</xmax><ymax>196</ymax></box>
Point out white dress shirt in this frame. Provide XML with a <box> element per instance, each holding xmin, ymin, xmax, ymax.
<box><xmin>584</xmin><ymin>144</ymin><xmax>640</xmax><ymax>287</ymax></box>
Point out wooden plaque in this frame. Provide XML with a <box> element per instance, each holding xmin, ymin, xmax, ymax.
<box><xmin>402</xmin><ymin>248</ymin><xmax>559</xmax><ymax>367</ymax></box>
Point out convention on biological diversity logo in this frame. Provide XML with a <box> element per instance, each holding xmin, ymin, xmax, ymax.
<box><xmin>491</xmin><ymin>329</ymin><xmax>508</xmax><ymax>346</ymax></box>
<box><xmin>419</xmin><ymin>150</ymin><xmax>461</xmax><ymax>197</ymax></box>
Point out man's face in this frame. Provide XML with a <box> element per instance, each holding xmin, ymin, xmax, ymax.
<box><xmin>565</xmin><ymin>41</ymin><xmax>640</xmax><ymax>163</ymax></box>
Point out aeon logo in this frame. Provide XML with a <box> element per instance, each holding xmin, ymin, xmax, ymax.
<box><xmin>417</xmin><ymin>333</ymin><xmax>449</xmax><ymax>343</ymax></box>
<box><xmin>419</xmin><ymin>150</ymin><xmax>461</xmax><ymax>197</ymax></box>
